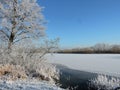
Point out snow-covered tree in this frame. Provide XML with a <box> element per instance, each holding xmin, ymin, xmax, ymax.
<box><xmin>0</xmin><ymin>0</ymin><xmax>45</xmax><ymax>49</ymax></box>
<box><xmin>0</xmin><ymin>0</ymin><xmax>60</xmax><ymax>83</ymax></box>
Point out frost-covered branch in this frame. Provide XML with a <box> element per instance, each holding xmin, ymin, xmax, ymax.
<box><xmin>0</xmin><ymin>0</ymin><xmax>45</xmax><ymax>49</ymax></box>
<box><xmin>13</xmin><ymin>37</ymin><xmax>30</xmax><ymax>44</ymax></box>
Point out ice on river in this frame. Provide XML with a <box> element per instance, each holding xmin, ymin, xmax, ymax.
<box><xmin>47</xmin><ymin>54</ymin><xmax>120</xmax><ymax>76</ymax></box>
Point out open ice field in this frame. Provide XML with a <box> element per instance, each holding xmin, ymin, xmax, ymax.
<box><xmin>47</xmin><ymin>54</ymin><xmax>120</xmax><ymax>76</ymax></box>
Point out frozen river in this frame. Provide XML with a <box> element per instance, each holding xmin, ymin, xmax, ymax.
<box><xmin>47</xmin><ymin>54</ymin><xmax>120</xmax><ymax>76</ymax></box>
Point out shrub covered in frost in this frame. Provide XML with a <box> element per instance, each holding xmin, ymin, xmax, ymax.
<box><xmin>0</xmin><ymin>64</ymin><xmax>27</xmax><ymax>81</ymax></box>
<box><xmin>89</xmin><ymin>74</ymin><xmax>120</xmax><ymax>90</ymax></box>
<box><xmin>0</xmin><ymin>45</ymin><xmax>59</xmax><ymax>83</ymax></box>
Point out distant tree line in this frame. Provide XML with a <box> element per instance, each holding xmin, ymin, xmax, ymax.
<box><xmin>56</xmin><ymin>43</ymin><xmax>120</xmax><ymax>54</ymax></box>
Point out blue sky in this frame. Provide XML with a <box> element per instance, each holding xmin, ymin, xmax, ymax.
<box><xmin>38</xmin><ymin>0</ymin><xmax>120</xmax><ymax>48</ymax></box>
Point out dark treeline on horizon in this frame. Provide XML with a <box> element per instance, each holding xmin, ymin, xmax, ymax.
<box><xmin>56</xmin><ymin>43</ymin><xmax>120</xmax><ymax>54</ymax></box>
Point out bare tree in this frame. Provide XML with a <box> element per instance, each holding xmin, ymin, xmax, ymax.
<box><xmin>93</xmin><ymin>43</ymin><xmax>110</xmax><ymax>52</ymax></box>
<box><xmin>0</xmin><ymin>0</ymin><xmax>45</xmax><ymax>49</ymax></box>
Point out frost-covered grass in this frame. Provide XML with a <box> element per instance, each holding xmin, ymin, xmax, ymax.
<box><xmin>0</xmin><ymin>64</ymin><xmax>27</xmax><ymax>81</ymax></box>
<box><xmin>0</xmin><ymin>46</ymin><xmax>59</xmax><ymax>84</ymax></box>
<box><xmin>0</xmin><ymin>80</ymin><xmax>64</xmax><ymax>90</ymax></box>
<box><xmin>89</xmin><ymin>74</ymin><xmax>120</xmax><ymax>90</ymax></box>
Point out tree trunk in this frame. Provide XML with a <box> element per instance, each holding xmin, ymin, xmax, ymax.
<box><xmin>8</xmin><ymin>0</ymin><xmax>17</xmax><ymax>49</ymax></box>
<box><xmin>8</xmin><ymin>33</ymin><xmax>14</xmax><ymax>49</ymax></box>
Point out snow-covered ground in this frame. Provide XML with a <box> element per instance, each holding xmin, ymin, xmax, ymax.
<box><xmin>0</xmin><ymin>80</ymin><xmax>64</xmax><ymax>90</ymax></box>
<box><xmin>47</xmin><ymin>54</ymin><xmax>120</xmax><ymax>76</ymax></box>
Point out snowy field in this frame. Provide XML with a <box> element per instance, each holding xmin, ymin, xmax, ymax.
<box><xmin>0</xmin><ymin>80</ymin><xmax>64</xmax><ymax>90</ymax></box>
<box><xmin>47</xmin><ymin>54</ymin><xmax>120</xmax><ymax>76</ymax></box>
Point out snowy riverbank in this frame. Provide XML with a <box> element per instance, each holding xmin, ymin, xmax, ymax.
<box><xmin>0</xmin><ymin>79</ymin><xmax>64</xmax><ymax>90</ymax></box>
<box><xmin>1</xmin><ymin>54</ymin><xmax>120</xmax><ymax>90</ymax></box>
<box><xmin>0</xmin><ymin>64</ymin><xmax>120</xmax><ymax>90</ymax></box>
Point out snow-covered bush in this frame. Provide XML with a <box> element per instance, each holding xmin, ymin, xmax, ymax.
<box><xmin>89</xmin><ymin>74</ymin><xmax>120</xmax><ymax>90</ymax></box>
<box><xmin>0</xmin><ymin>64</ymin><xmax>27</xmax><ymax>81</ymax></box>
<box><xmin>0</xmin><ymin>44</ymin><xmax>59</xmax><ymax>83</ymax></box>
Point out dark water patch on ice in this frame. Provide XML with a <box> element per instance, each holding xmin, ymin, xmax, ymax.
<box><xmin>55</xmin><ymin>64</ymin><xmax>97</xmax><ymax>90</ymax></box>
<box><xmin>55</xmin><ymin>64</ymin><xmax>120</xmax><ymax>90</ymax></box>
